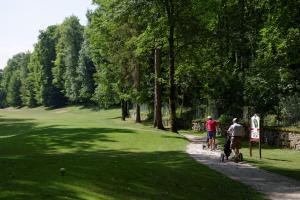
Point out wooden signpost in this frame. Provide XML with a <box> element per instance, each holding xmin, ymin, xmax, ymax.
<box><xmin>249</xmin><ymin>114</ymin><xmax>262</xmax><ymax>159</ymax></box>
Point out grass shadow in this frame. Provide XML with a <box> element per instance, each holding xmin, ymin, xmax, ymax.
<box><xmin>0</xmin><ymin>117</ymin><xmax>36</xmax><ymax>137</ymax></box>
<box><xmin>140</xmin><ymin>119</ymin><xmax>153</xmax><ymax>127</ymax></box>
<box><xmin>78</xmin><ymin>105</ymin><xmax>101</xmax><ymax>111</ymax></box>
<box><xmin>107</xmin><ymin>116</ymin><xmax>121</xmax><ymax>120</ymax></box>
<box><xmin>161</xmin><ymin>135</ymin><xmax>187</xmax><ymax>141</ymax></box>
<box><xmin>264</xmin><ymin>158</ymin><xmax>291</xmax><ymax>162</ymax></box>
<box><xmin>0</xmin><ymin>117</ymin><xmax>137</xmax><ymax>156</ymax></box>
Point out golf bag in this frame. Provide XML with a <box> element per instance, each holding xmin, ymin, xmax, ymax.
<box><xmin>224</xmin><ymin>135</ymin><xmax>232</xmax><ymax>159</ymax></box>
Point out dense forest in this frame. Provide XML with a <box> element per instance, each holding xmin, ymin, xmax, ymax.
<box><xmin>1</xmin><ymin>0</ymin><xmax>300</xmax><ymax>132</ymax></box>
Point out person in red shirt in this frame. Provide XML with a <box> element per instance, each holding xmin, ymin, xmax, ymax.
<box><xmin>206</xmin><ymin>116</ymin><xmax>217</xmax><ymax>150</ymax></box>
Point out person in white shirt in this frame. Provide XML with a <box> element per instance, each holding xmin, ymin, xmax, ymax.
<box><xmin>227</xmin><ymin>118</ymin><xmax>245</xmax><ymax>158</ymax></box>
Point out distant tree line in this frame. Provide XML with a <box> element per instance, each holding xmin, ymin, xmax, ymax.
<box><xmin>1</xmin><ymin>0</ymin><xmax>300</xmax><ymax>131</ymax></box>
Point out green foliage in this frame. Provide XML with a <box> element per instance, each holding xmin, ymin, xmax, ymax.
<box><xmin>92</xmin><ymin>82</ymin><xmax>118</xmax><ymax>108</ymax></box>
<box><xmin>7</xmin><ymin>73</ymin><xmax>22</xmax><ymax>107</ymax></box>
<box><xmin>263</xmin><ymin>114</ymin><xmax>278</xmax><ymax>126</ymax></box>
<box><xmin>18</xmin><ymin>53</ymin><xmax>31</xmax><ymax>105</ymax></box>
<box><xmin>3</xmin><ymin>52</ymin><xmax>31</xmax><ymax>107</ymax></box>
<box><xmin>87</xmin><ymin>1</ymin><xmax>138</xmax><ymax>108</ymax></box>
<box><xmin>0</xmin><ymin>70</ymin><xmax>7</xmax><ymax>107</ymax></box>
<box><xmin>77</xmin><ymin>39</ymin><xmax>96</xmax><ymax>104</ymax></box>
<box><xmin>3</xmin><ymin>0</ymin><xmax>300</xmax><ymax>128</ymax></box>
<box><xmin>53</xmin><ymin>16</ymin><xmax>84</xmax><ymax>103</ymax></box>
<box><xmin>39</xmin><ymin>26</ymin><xmax>60</xmax><ymax>106</ymax></box>
<box><xmin>28</xmin><ymin>50</ymin><xmax>42</xmax><ymax>104</ymax></box>
<box><xmin>279</xmin><ymin>94</ymin><xmax>300</xmax><ymax>126</ymax></box>
<box><xmin>218</xmin><ymin>114</ymin><xmax>233</xmax><ymax>124</ymax></box>
<box><xmin>0</xmin><ymin>88</ymin><xmax>6</xmax><ymax>108</ymax></box>
<box><xmin>28</xmin><ymin>25</ymin><xmax>67</xmax><ymax>107</ymax></box>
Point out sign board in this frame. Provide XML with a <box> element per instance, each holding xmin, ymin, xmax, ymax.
<box><xmin>250</xmin><ymin>114</ymin><xmax>260</xmax><ymax>141</ymax></box>
<box><xmin>249</xmin><ymin>114</ymin><xmax>262</xmax><ymax>159</ymax></box>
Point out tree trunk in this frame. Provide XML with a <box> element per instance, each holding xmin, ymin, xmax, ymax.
<box><xmin>180</xmin><ymin>95</ymin><xmax>184</xmax><ymax>118</ymax></box>
<box><xmin>121</xmin><ymin>99</ymin><xmax>126</xmax><ymax>121</ymax></box>
<box><xmin>133</xmin><ymin>63</ymin><xmax>141</xmax><ymax>123</ymax></box>
<box><xmin>154</xmin><ymin>48</ymin><xmax>164</xmax><ymax>129</ymax></box>
<box><xmin>165</xmin><ymin>0</ymin><xmax>177</xmax><ymax>132</ymax></box>
<box><xmin>125</xmin><ymin>100</ymin><xmax>129</xmax><ymax>118</ymax></box>
<box><xmin>136</xmin><ymin>104</ymin><xmax>141</xmax><ymax>123</ymax></box>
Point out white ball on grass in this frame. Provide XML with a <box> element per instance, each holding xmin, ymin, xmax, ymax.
<box><xmin>60</xmin><ymin>168</ymin><xmax>66</xmax><ymax>176</ymax></box>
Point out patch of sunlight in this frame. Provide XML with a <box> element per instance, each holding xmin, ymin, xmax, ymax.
<box><xmin>0</xmin><ymin>155</ymin><xmax>25</xmax><ymax>160</ymax></box>
<box><xmin>46</xmin><ymin>146</ymin><xmax>108</xmax><ymax>154</ymax></box>
<box><xmin>0</xmin><ymin>191</ymin><xmax>33</xmax><ymax>199</ymax></box>
<box><xmin>54</xmin><ymin>182</ymin><xmax>111</xmax><ymax>200</ymax></box>
<box><xmin>14</xmin><ymin>180</ymin><xmax>37</xmax><ymax>186</ymax></box>
<box><xmin>53</xmin><ymin>108</ymin><xmax>70</xmax><ymax>114</ymax></box>
<box><xmin>0</xmin><ymin>134</ymin><xmax>18</xmax><ymax>139</ymax></box>
<box><xmin>2</xmin><ymin>107</ymin><xmax>21</xmax><ymax>112</ymax></box>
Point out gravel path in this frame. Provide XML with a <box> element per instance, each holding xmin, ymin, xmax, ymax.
<box><xmin>184</xmin><ymin>134</ymin><xmax>300</xmax><ymax>200</ymax></box>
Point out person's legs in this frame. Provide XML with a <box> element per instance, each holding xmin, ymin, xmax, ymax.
<box><xmin>235</xmin><ymin>137</ymin><xmax>242</xmax><ymax>156</ymax></box>
<box><xmin>234</xmin><ymin>148</ymin><xmax>239</xmax><ymax>156</ymax></box>
<box><xmin>207</xmin><ymin>132</ymin><xmax>210</xmax><ymax>149</ymax></box>
<box><xmin>209</xmin><ymin>138</ymin><xmax>213</xmax><ymax>150</ymax></box>
<box><xmin>230</xmin><ymin>137</ymin><xmax>238</xmax><ymax>157</ymax></box>
<box><xmin>208</xmin><ymin>132</ymin><xmax>214</xmax><ymax>150</ymax></box>
<box><xmin>233</xmin><ymin>137</ymin><xmax>243</xmax><ymax>161</ymax></box>
<box><xmin>230</xmin><ymin>136</ymin><xmax>234</xmax><ymax>154</ymax></box>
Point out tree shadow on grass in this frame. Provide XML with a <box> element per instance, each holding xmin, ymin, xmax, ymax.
<box><xmin>141</xmin><ymin>119</ymin><xmax>153</xmax><ymax>127</ymax></box>
<box><xmin>161</xmin><ymin>135</ymin><xmax>188</xmax><ymax>142</ymax></box>
<box><xmin>78</xmin><ymin>105</ymin><xmax>100</xmax><ymax>111</ymax></box>
<box><xmin>0</xmin><ymin>121</ymin><xmax>137</xmax><ymax>156</ymax></box>
<box><xmin>264</xmin><ymin>158</ymin><xmax>291</xmax><ymax>162</ymax></box>
<box><xmin>24</xmin><ymin>126</ymin><xmax>138</xmax><ymax>154</ymax></box>
<box><xmin>107</xmin><ymin>116</ymin><xmax>122</xmax><ymax>120</ymax></box>
<box><xmin>0</xmin><ymin>117</ymin><xmax>36</xmax><ymax>137</ymax></box>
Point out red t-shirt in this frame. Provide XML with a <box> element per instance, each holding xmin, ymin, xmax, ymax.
<box><xmin>206</xmin><ymin>119</ymin><xmax>217</xmax><ymax>131</ymax></box>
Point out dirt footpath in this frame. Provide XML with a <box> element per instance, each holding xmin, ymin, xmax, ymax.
<box><xmin>184</xmin><ymin>134</ymin><xmax>300</xmax><ymax>200</ymax></box>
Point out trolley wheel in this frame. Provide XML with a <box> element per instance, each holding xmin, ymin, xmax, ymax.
<box><xmin>220</xmin><ymin>153</ymin><xmax>225</xmax><ymax>162</ymax></box>
<box><xmin>238</xmin><ymin>153</ymin><xmax>243</xmax><ymax>162</ymax></box>
<box><xmin>234</xmin><ymin>156</ymin><xmax>239</xmax><ymax>163</ymax></box>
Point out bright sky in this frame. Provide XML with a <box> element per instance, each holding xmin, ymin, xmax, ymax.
<box><xmin>0</xmin><ymin>0</ymin><xmax>96</xmax><ymax>69</ymax></box>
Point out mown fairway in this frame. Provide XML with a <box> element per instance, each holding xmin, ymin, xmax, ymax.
<box><xmin>0</xmin><ymin>107</ymin><xmax>265</xmax><ymax>200</ymax></box>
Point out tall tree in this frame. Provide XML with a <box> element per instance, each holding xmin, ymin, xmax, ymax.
<box><xmin>18</xmin><ymin>52</ymin><xmax>31</xmax><ymax>106</ymax></box>
<box><xmin>87</xmin><ymin>1</ymin><xmax>135</xmax><ymax>118</ymax></box>
<box><xmin>29</xmin><ymin>25</ymin><xmax>61</xmax><ymax>107</ymax></box>
<box><xmin>7</xmin><ymin>73</ymin><xmax>22</xmax><ymax>107</ymax></box>
<box><xmin>4</xmin><ymin>52</ymin><xmax>31</xmax><ymax>107</ymax></box>
<box><xmin>53</xmin><ymin>16</ymin><xmax>84</xmax><ymax>103</ymax></box>
<box><xmin>77</xmin><ymin>37</ymin><xmax>96</xmax><ymax>104</ymax></box>
<box><xmin>153</xmin><ymin>48</ymin><xmax>164</xmax><ymax>129</ymax></box>
<box><xmin>0</xmin><ymin>70</ymin><xmax>7</xmax><ymax>108</ymax></box>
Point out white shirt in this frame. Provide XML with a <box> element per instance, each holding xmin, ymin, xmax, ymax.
<box><xmin>227</xmin><ymin>123</ymin><xmax>245</xmax><ymax>137</ymax></box>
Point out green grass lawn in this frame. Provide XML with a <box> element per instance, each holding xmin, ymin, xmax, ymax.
<box><xmin>216</xmin><ymin>135</ymin><xmax>300</xmax><ymax>181</ymax></box>
<box><xmin>0</xmin><ymin>107</ymin><xmax>265</xmax><ymax>200</ymax></box>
